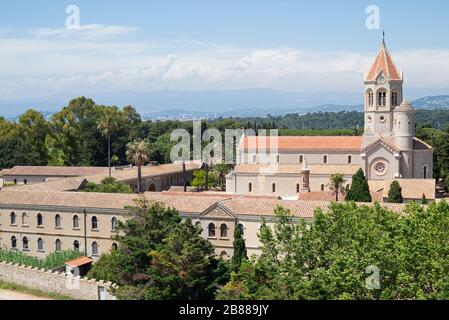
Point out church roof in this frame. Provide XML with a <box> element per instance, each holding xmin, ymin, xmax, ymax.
<box><xmin>365</xmin><ymin>42</ymin><xmax>402</xmax><ymax>81</ymax></box>
<box><xmin>242</xmin><ymin>136</ymin><xmax>363</xmax><ymax>151</ymax></box>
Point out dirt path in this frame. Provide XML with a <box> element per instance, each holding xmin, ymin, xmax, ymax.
<box><xmin>0</xmin><ymin>288</ymin><xmax>52</xmax><ymax>300</ymax></box>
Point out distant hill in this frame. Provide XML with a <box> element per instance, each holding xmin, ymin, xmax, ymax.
<box><xmin>411</xmin><ymin>95</ymin><xmax>449</xmax><ymax>109</ymax></box>
<box><xmin>2</xmin><ymin>93</ymin><xmax>448</xmax><ymax>121</ymax></box>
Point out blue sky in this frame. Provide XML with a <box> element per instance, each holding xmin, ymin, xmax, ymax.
<box><xmin>1</xmin><ymin>0</ymin><xmax>449</xmax><ymax>113</ymax></box>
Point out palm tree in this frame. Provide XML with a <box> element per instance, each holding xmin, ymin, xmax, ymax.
<box><xmin>329</xmin><ymin>173</ymin><xmax>346</xmax><ymax>202</ymax></box>
<box><xmin>212</xmin><ymin>163</ymin><xmax>231</xmax><ymax>191</ymax></box>
<box><xmin>126</xmin><ymin>140</ymin><xmax>151</xmax><ymax>193</ymax></box>
<box><xmin>97</xmin><ymin>111</ymin><xmax>120</xmax><ymax>177</ymax></box>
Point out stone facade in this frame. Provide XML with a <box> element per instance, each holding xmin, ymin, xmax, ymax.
<box><xmin>0</xmin><ymin>261</ymin><xmax>116</xmax><ymax>300</ymax></box>
<box><xmin>226</xmin><ymin>40</ymin><xmax>434</xmax><ymax>200</ymax></box>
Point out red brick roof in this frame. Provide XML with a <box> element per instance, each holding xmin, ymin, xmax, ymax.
<box><xmin>366</xmin><ymin>43</ymin><xmax>402</xmax><ymax>81</ymax></box>
<box><xmin>65</xmin><ymin>256</ymin><xmax>93</xmax><ymax>267</ymax></box>
<box><xmin>242</xmin><ymin>136</ymin><xmax>363</xmax><ymax>151</ymax></box>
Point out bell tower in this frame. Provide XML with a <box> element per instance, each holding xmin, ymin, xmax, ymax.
<box><xmin>363</xmin><ymin>35</ymin><xmax>403</xmax><ymax>147</ymax></box>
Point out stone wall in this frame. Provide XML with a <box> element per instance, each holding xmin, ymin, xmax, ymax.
<box><xmin>0</xmin><ymin>261</ymin><xmax>116</xmax><ymax>300</ymax></box>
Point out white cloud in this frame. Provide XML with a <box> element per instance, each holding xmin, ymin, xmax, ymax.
<box><xmin>0</xmin><ymin>27</ymin><xmax>449</xmax><ymax>100</ymax></box>
<box><xmin>31</xmin><ymin>24</ymin><xmax>138</xmax><ymax>40</ymax></box>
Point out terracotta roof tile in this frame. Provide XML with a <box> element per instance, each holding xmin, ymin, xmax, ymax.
<box><xmin>0</xmin><ymin>166</ymin><xmax>108</xmax><ymax>177</ymax></box>
<box><xmin>242</xmin><ymin>136</ymin><xmax>363</xmax><ymax>151</ymax></box>
<box><xmin>366</xmin><ymin>44</ymin><xmax>402</xmax><ymax>81</ymax></box>
<box><xmin>65</xmin><ymin>256</ymin><xmax>93</xmax><ymax>267</ymax></box>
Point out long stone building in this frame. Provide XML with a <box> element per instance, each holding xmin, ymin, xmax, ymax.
<box><xmin>0</xmin><ymin>190</ymin><xmax>409</xmax><ymax>259</ymax></box>
<box><xmin>226</xmin><ymin>40</ymin><xmax>434</xmax><ymax>200</ymax></box>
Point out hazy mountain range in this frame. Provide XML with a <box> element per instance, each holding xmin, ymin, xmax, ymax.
<box><xmin>1</xmin><ymin>89</ymin><xmax>448</xmax><ymax>121</ymax></box>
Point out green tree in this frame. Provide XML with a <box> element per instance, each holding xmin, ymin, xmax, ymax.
<box><xmin>328</xmin><ymin>173</ymin><xmax>346</xmax><ymax>201</ymax></box>
<box><xmin>345</xmin><ymin>168</ymin><xmax>372</xmax><ymax>202</ymax></box>
<box><xmin>231</xmin><ymin>225</ymin><xmax>248</xmax><ymax>273</ymax></box>
<box><xmin>89</xmin><ymin>199</ymin><xmax>229</xmax><ymax>300</ymax></box>
<box><xmin>81</xmin><ymin>177</ymin><xmax>133</xmax><ymax>194</ymax></box>
<box><xmin>388</xmin><ymin>181</ymin><xmax>403</xmax><ymax>203</ymax></box>
<box><xmin>212</xmin><ymin>163</ymin><xmax>232</xmax><ymax>191</ymax></box>
<box><xmin>191</xmin><ymin>170</ymin><xmax>218</xmax><ymax>190</ymax></box>
<box><xmin>217</xmin><ymin>201</ymin><xmax>449</xmax><ymax>300</ymax></box>
<box><xmin>97</xmin><ymin>108</ymin><xmax>121</xmax><ymax>177</ymax></box>
<box><xmin>126</xmin><ymin>140</ymin><xmax>151</xmax><ymax>193</ymax></box>
<box><xmin>422</xmin><ymin>194</ymin><xmax>429</xmax><ymax>205</ymax></box>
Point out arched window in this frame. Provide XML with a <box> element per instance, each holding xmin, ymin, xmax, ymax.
<box><xmin>73</xmin><ymin>240</ymin><xmax>80</xmax><ymax>251</ymax></box>
<box><xmin>111</xmin><ymin>217</ymin><xmax>117</xmax><ymax>231</ymax></box>
<box><xmin>91</xmin><ymin>216</ymin><xmax>98</xmax><ymax>230</ymax></box>
<box><xmin>366</xmin><ymin>89</ymin><xmax>374</xmax><ymax>107</ymax></box>
<box><xmin>220</xmin><ymin>224</ymin><xmax>228</xmax><ymax>238</ymax></box>
<box><xmin>272</xmin><ymin>183</ymin><xmax>276</xmax><ymax>193</ymax></box>
<box><xmin>55</xmin><ymin>239</ymin><xmax>62</xmax><ymax>252</ymax></box>
<box><xmin>13</xmin><ymin>179</ymin><xmax>17</xmax><ymax>185</ymax></box>
<box><xmin>10</xmin><ymin>212</ymin><xmax>16</xmax><ymax>225</ymax></box>
<box><xmin>11</xmin><ymin>236</ymin><xmax>17</xmax><ymax>249</ymax></box>
<box><xmin>73</xmin><ymin>215</ymin><xmax>79</xmax><ymax>229</ymax></box>
<box><xmin>321</xmin><ymin>184</ymin><xmax>325</xmax><ymax>191</ymax></box>
<box><xmin>378</xmin><ymin>90</ymin><xmax>387</xmax><ymax>106</ymax></box>
<box><xmin>276</xmin><ymin>155</ymin><xmax>280</xmax><ymax>163</ymax></box>
<box><xmin>348</xmin><ymin>155</ymin><xmax>352</xmax><ymax>164</ymax></box>
<box><xmin>37</xmin><ymin>213</ymin><xmax>43</xmax><ymax>226</ymax></box>
<box><xmin>248</xmin><ymin>183</ymin><xmax>253</xmax><ymax>193</ymax></box>
<box><xmin>24</xmin><ymin>179</ymin><xmax>28</xmax><ymax>185</ymax></box>
<box><xmin>92</xmin><ymin>242</ymin><xmax>99</xmax><ymax>256</ymax></box>
<box><xmin>21</xmin><ymin>212</ymin><xmax>27</xmax><ymax>225</ymax></box>
<box><xmin>423</xmin><ymin>165</ymin><xmax>428</xmax><ymax>179</ymax></box>
<box><xmin>220</xmin><ymin>251</ymin><xmax>228</xmax><ymax>259</ymax></box>
<box><xmin>238</xmin><ymin>223</ymin><xmax>245</xmax><ymax>236</ymax></box>
<box><xmin>22</xmin><ymin>237</ymin><xmax>29</xmax><ymax>250</ymax></box>
<box><xmin>208</xmin><ymin>223</ymin><xmax>216</xmax><ymax>238</ymax></box>
<box><xmin>55</xmin><ymin>214</ymin><xmax>61</xmax><ymax>228</ymax></box>
<box><xmin>323</xmin><ymin>155</ymin><xmax>328</xmax><ymax>164</ymax></box>
<box><xmin>299</xmin><ymin>155</ymin><xmax>304</xmax><ymax>164</ymax></box>
<box><xmin>37</xmin><ymin>238</ymin><xmax>44</xmax><ymax>252</ymax></box>
<box><xmin>112</xmin><ymin>243</ymin><xmax>118</xmax><ymax>251</ymax></box>
<box><xmin>392</xmin><ymin>92</ymin><xmax>399</xmax><ymax>106</ymax></box>
<box><xmin>296</xmin><ymin>183</ymin><xmax>300</xmax><ymax>193</ymax></box>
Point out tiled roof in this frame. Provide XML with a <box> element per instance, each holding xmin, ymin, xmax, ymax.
<box><xmin>242</xmin><ymin>136</ymin><xmax>363</xmax><ymax>151</ymax></box>
<box><xmin>298</xmin><ymin>192</ymin><xmax>336</xmax><ymax>201</ymax></box>
<box><xmin>65</xmin><ymin>256</ymin><xmax>93</xmax><ymax>267</ymax></box>
<box><xmin>413</xmin><ymin>138</ymin><xmax>433</xmax><ymax>150</ymax></box>
<box><xmin>6</xmin><ymin>177</ymin><xmax>87</xmax><ymax>192</ymax></box>
<box><xmin>85</xmin><ymin>163</ymin><xmax>199</xmax><ymax>184</ymax></box>
<box><xmin>366</xmin><ymin>43</ymin><xmax>402</xmax><ymax>81</ymax></box>
<box><xmin>0</xmin><ymin>189</ymin><xmax>413</xmax><ymax>217</ymax></box>
<box><xmin>0</xmin><ymin>166</ymin><xmax>108</xmax><ymax>177</ymax></box>
<box><xmin>368</xmin><ymin>179</ymin><xmax>436</xmax><ymax>200</ymax></box>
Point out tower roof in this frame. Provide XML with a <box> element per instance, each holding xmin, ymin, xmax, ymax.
<box><xmin>365</xmin><ymin>42</ymin><xmax>402</xmax><ymax>82</ymax></box>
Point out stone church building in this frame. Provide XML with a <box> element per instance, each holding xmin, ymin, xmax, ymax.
<box><xmin>226</xmin><ymin>40</ymin><xmax>434</xmax><ymax>199</ymax></box>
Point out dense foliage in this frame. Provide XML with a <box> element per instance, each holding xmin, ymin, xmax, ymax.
<box><xmin>81</xmin><ymin>177</ymin><xmax>133</xmax><ymax>194</ymax></box>
<box><xmin>388</xmin><ymin>181</ymin><xmax>404</xmax><ymax>203</ymax></box>
<box><xmin>345</xmin><ymin>169</ymin><xmax>372</xmax><ymax>202</ymax></box>
<box><xmin>88</xmin><ymin>199</ymin><xmax>229</xmax><ymax>300</ymax></box>
<box><xmin>1</xmin><ymin>97</ymin><xmax>449</xmax><ymax>191</ymax></box>
<box><xmin>218</xmin><ymin>201</ymin><xmax>449</xmax><ymax>300</ymax></box>
<box><xmin>0</xmin><ymin>250</ymin><xmax>83</xmax><ymax>270</ymax></box>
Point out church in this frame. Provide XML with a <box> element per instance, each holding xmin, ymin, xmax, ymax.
<box><xmin>226</xmin><ymin>39</ymin><xmax>435</xmax><ymax>201</ymax></box>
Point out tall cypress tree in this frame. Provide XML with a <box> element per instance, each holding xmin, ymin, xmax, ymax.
<box><xmin>231</xmin><ymin>225</ymin><xmax>248</xmax><ymax>273</ymax></box>
<box><xmin>388</xmin><ymin>181</ymin><xmax>403</xmax><ymax>203</ymax></box>
<box><xmin>345</xmin><ymin>168</ymin><xmax>372</xmax><ymax>202</ymax></box>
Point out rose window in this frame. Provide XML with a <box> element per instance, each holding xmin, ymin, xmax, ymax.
<box><xmin>374</xmin><ymin>162</ymin><xmax>387</xmax><ymax>175</ymax></box>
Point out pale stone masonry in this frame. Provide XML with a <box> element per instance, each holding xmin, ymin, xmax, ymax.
<box><xmin>226</xmin><ymin>40</ymin><xmax>434</xmax><ymax>200</ymax></box>
<box><xmin>0</xmin><ymin>190</ymin><xmax>410</xmax><ymax>259</ymax></box>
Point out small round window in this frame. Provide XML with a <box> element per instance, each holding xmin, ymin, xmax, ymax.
<box><xmin>379</xmin><ymin>116</ymin><xmax>386</xmax><ymax>123</ymax></box>
<box><xmin>374</xmin><ymin>162</ymin><xmax>387</xmax><ymax>176</ymax></box>
<box><xmin>367</xmin><ymin>116</ymin><xmax>372</xmax><ymax>123</ymax></box>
